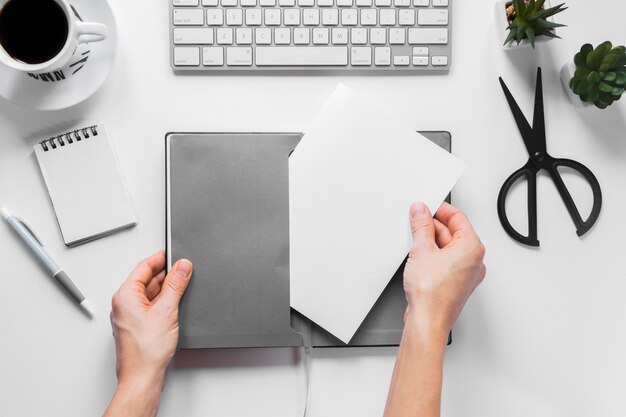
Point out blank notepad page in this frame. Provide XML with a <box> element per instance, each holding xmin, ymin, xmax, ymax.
<box><xmin>34</xmin><ymin>125</ymin><xmax>136</xmax><ymax>247</ymax></box>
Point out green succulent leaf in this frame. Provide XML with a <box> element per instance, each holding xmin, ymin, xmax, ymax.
<box><xmin>598</xmin><ymin>82</ymin><xmax>613</xmax><ymax>93</ymax></box>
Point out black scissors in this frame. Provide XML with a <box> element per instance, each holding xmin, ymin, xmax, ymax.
<box><xmin>497</xmin><ymin>67</ymin><xmax>602</xmax><ymax>247</ymax></box>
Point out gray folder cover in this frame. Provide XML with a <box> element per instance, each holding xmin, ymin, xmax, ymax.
<box><xmin>166</xmin><ymin>131</ymin><xmax>451</xmax><ymax>349</ymax></box>
<box><xmin>166</xmin><ymin>133</ymin><xmax>303</xmax><ymax>349</ymax></box>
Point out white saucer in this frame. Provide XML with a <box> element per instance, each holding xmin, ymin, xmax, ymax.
<box><xmin>0</xmin><ymin>0</ymin><xmax>117</xmax><ymax>111</ymax></box>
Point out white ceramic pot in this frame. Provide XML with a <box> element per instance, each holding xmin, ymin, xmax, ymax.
<box><xmin>560</xmin><ymin>60</ymin><xmax>595</xmax><ymax>108</ymax></box>
<box><xmin>496</xmin><ymin>0</ymin><xmax>557</xmax><ymax>51</ymax></box>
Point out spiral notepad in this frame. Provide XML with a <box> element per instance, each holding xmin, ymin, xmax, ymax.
<box><xmin>34</xmin><ymin>124</ymin><xmax>137</xmax><ymax>247</ymax></box>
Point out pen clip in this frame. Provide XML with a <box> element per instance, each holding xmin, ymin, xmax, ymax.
<box><xmin>15</xmin><ymin>217</ymin><xmax>44</xmax><ymax>247</ymax></box>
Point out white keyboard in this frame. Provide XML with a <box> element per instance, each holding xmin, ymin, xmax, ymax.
<box><xmin>170</xmin><ymin>0</ymin><xmax>451</xmax><ymax>71</ymax></box>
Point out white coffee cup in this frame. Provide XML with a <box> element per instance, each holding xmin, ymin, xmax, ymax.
<box><xmin>0</xmin><ymin>0</ymin><xmax>107</xmax><ymax>74</ymax></box>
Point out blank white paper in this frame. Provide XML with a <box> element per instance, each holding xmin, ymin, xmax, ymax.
<box><xmin>289</xmin><ymin>84</ymin><xmax>466</xmax><ymax>343</ymax></box>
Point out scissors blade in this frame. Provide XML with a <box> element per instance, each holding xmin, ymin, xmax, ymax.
<box><xmin>499</xmin><ymin>76</ymin><xmax>539</xmax><ymax>156</ymax></box>
<box><xmin>532</xmin><ymin>67</ymin><xmax>547</xmax><ymax>154</ymax></box>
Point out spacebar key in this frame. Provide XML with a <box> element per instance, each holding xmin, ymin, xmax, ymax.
<box><xmin>256</xmin><ymin>47</ymin><xmax>348</xmax><ymax>66</ymax></box>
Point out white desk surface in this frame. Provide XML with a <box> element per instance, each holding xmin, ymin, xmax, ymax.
<box><xmin>2</xmin><ymin>1</ymin><xmax>626</xmax><ymax>416</ymax></box>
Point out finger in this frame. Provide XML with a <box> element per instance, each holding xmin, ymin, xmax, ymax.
<box><xmin>146</xmin><ymin>270</ymin><xmax>167</xmax><ymax>301</ymax></box>
<box><xmin>125</xmin><ymin>250</ymin><xmax>166</xmax><ymax>287</ymax></box>
<box><xmin>433</xmin><ymin>218</ymin><xmax>453</xmax><ymax>248</ymax></box>
<box><xmin>157</xmin><ymin>259</ymin><xmax>193</xmax><ymax>311</ymax></box>
<box><xmin>409</xmin><ymin>202</ymin><xmax>437</xmax><ymax>251</ymax></box>
<box><xmin>434</xmin><ymin>203</ymin><xmax>476</xmax><ymax>238</ymax></box>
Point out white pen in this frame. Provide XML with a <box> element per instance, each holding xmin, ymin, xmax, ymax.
<box><xmin>1</xmin><ymin>207</ymin><xmax>94</xmax><ymax>317</ymax></box>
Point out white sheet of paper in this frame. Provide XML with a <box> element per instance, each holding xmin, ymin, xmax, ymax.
<box><xmin>289</xmin><ymin>84</ymin><xmax>467</xmax><ymax>343</ymax></box>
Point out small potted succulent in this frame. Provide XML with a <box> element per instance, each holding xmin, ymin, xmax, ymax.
<box><xmin>561</xmin><ymin>41</ymin><xmax>626</xmax><ymax>109</ymax></box>
<box><xmin>496</xmin><ymin>0</ymin><xmax>567</xmax><ymax>50</ymax></box>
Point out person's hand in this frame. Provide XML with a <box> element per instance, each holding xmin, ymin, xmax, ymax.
<box><xmin>110</xmin><ymin>250</ymin><xmax>193</xmax><ymax>387</ymax></box>
<box><xmin>403</xmin><ymin>202</ymin><xmax>486</xmax><ymax>340</ymax></box>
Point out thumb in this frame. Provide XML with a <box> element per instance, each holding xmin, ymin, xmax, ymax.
<box><xmin>409</xmin><ymin>202</ymin><xmax>436</xmax><ymax>251</ymax></box>
<box><xmin>158</xmin><ymin>259</ymin><xmax>193</xmax><ymax>311</ymax></box>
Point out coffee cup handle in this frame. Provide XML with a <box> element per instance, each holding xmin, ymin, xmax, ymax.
<box><xmin>76</xmin><ymin>22</ymin><xmax>108</xmax><ymax>44</ymax></box>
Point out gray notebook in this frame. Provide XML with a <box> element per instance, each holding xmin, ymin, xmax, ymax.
<box><xmin>166</xmin><ymin>131</ymin><xmax>451</xmax><ymax>349</ymax></box>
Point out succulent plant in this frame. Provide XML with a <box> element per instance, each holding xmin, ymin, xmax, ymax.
<box><xmin>504</xmin><ymin>0</ymin><xmax>567</xmax><ymax>48</ymax></box>
<box><xmin>569</xmin><ymin>41</ymin><xmax>626</xmax><ymax>109</ymax></box>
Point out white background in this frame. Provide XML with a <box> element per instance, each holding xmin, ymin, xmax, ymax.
<box><xmin>1</xmin><ymin>1</ymin><xmax>626</xmax><ymax>416</ymax></box>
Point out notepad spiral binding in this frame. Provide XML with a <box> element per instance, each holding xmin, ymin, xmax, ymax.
<box><xmin>39</xmin><ymin>125</ymin><xmax>99</xmax><ymax>151</ymax></box>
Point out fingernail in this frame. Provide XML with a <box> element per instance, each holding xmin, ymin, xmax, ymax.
<box><xmin>176</xmin><ymin>259</ymin><xmax>193</xmax><ymax>277</ymax></box>
<box><xmin>410</xmin><ymin>202</ymin><xmax>427</xmax><ymax>220</ymax></box>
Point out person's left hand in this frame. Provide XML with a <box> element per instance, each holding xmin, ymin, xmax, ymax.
<box><xmin>109</xmin><ymin>250</ymin><xmax>193</xmax><ymax>387</ymax></box>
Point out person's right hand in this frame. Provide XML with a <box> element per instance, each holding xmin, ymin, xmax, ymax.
<box><xmin>403</xmin><ymin>202</ymin><xmax>486</xmax><ymax>340</ymax></box>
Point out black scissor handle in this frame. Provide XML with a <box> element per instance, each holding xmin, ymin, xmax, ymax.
<box><xmin>497</xmin><ymin>163</ymin><xmax>540</xmax><ymax>247</ymax></box>
<box><xmin>548</xmin><ymin>158</ymin><xmax>602</xmax><ymax>237</ymax></box>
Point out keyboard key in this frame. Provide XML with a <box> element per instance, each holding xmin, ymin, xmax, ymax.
<box><xmin>431</xmin><ymin>55</ymin><xmax>448</xmax><ymax>65</ymax></box>
<box><xmin>303</xmin><ymin>9</ymin><xmax>320</xmax><ymax>25</ymax></box>
<box><xmin>360</xmin><ymin>9</ymin><xmax>377</xmax><ymax>25</ymax></box>
<box><xmin>236</xmin><ymin>27</ymin><xmax>253</xmax><ymax>43</ymax></box>
<box><xmin>207</xmin><ymin>9</ymin><xmax>224</xmax><ymax>25</ymax></box>
<box><xmin>412</xmin><ymin>46</ymin><xmax>428</xmax><ymax>55</ymax></box>
<box><xmin>379</xmin><ymin>9</ymin><xmax>395</xmax><ymax>25</ymax></box>
<box><xmin>417</xmin><ymin>9</ymin><xmax>448</xmax><ymax>25</ymax></box>
<box><xmin>174</xmin><ymin>28</ymin><xmax>214</xmax><ymax>44</ymax></box>
<box><xmin>374</xmin><ymin>46</ymin><xmax>390</xmax><ymax>65</ymax></box>
<box><xmin>227</xmin><ymin>47</ymin><xmax>253</xmax><ymax>65</ymax></box>
<box><xmin>241</xmin><ymin>0</ymin><xmax>257</xmax><ymax>5</ymax></box>
<box><xmin>294</xmin><ymin>28</ymin><xmax>311</xmax><ymax>44</ymax></box>
<box><xmin>356</xmin><ymin>0</ymin><xmax>372</xmax><ymax>5</ymax></box>
<box><xmin>375</xmin><ymin>0</ymin><xmax>391</xmax><ymax>6</ymax></box>
<box><xmin>351</xmin><ymin>28</ymin><xmax>367</xmax><ymax>44</ymax></box>
<box><xmin>313</xmin><ymin>27</ymin><xmax>329</xmax><ymax>44</ymax></box>
<box><xmin>279</xmin><ymin>0</ymin><xmax>295</xmax><ymax>5</ymax></box>
<box><xmin>174</xmin><ymin>46</ymin><xmax>200</xmax><ymax>65</ymax></box>
<box><xmin>389</xmin><ymin>28</ymin><xmax>405</xmax><ymax>44</ymax></box>
<box><xmin>221</xmin><ymin>0</ymin><xmax>237</xmax><ymax>5</ymax></box>
<box><xmin>412</xmin><ymin>56</ymin><xmax>428</xmax><ymax>65</ymax></box>
<box><xmin>275</xmin><ymin>27</ymin><xmax>291</xmax><ymax>44</ymax></box>
<box><xmin>299</xmin><ymin>0</ymin><xmax>315</xmax><ymax>5</ymax></box>
<box><xmin>245</xmin><ymin>8</ymin><xmax>262</xmax><ymax>25</ymax></box>
<box><xmin>432</xmin><ymin>0</ymin><xmax>447</xmax><ymax>5</ymax></box>
<box><xmin>217</xmin><ymin>28</ymin><xmax>234</xmax><ymax>44</ymax></box>
<box><xmin>351</xmin><ymin>47</ymin><xmax>371</xmax><ymax>65</ymax></box>
<box><xmin>260</xmin><ymin>0</ymin><xmax>276</xmax><ymax>5</ymax></box>
<box><xmin>398</xmin><ymin>9</ymin><xmax>415</xmax><ymax>25</ymax></box>
<box><xmin>413</xmin><ymin>0</ymin><xmax>428</xmax><ymax>5</ymax></box>
<box><xmin>173</xmin><ymin>0</ymin><xmax>199</xmax><ymax>6</ymax></box>
<box><xmin>322</xmin><ymin>8</ymin><xmax>339</xmax><ymax>25</ymax></box>
<box><xmin>173</xmin><ymin>9</ymin><xmax>204</xmax><ymax>25</ymax></box>
<box><xmin>394</xmin><ymin>0</ymin><xmax>410</xmax><ymax>6</ymax></box>
<box><xmin>337</xmin><ymin>0</ymin><xmax>352</xmax><ymax>5</ymax></box>
<box><xmin>332</xmin><ymin>27</ymin><xmax>348</xmax><ymax>44</ymax></box>
<box><xmin>256</xmin><ymin>46</ymin><xmax>348</xmax><ymax>65</ymax></box>
<box><xmin>226</xmin><ymin>8</ymin><xmax>243</xmax><ymax>25</ymax></box>
<box><xmin>203</xmin><ymin>47</ymin><xmax>224</xmax><ymax>65</ymax></box>
<box><xmin>370</xmin><ymin>28</ymin><xmax>386</xmax><ymax>44</ymax></box>
<box><xmin>341</xmin><ymin>9</ymin><xmax>357</xmax><ymax>25</ymax></box>
<box><xmin>265</xmin><ymin>9</ymin><xmax>281</xmax><ymax>25</ymax></box>
<box><xmin>393</xmin><ymin>55</ymin><xmax>409</xmax><ymax>65</ymax></box>
<box><xmin>318</xmin><ymin>0</ymin><xmax>334</xmax><ymax>5</ymax></box>
<box><xmin>255</xmin><ymin>27</ymin><xmax>272</xmax><ymax>43</ymax></box>
<box><xmin>202</xmin><ymin>0</ymin><xmax>218</xmax><ymax>5</ymax></box>
<box><xmin>408</xmin><ymin>28</ymin><xmax>447</xmax><ymax>44</ymax></box>
<box><xmin>284</xmin><ymin>8</ymin><xmax>301</xmax><ymax>25</ymax></box>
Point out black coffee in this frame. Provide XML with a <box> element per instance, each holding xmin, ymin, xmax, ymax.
<box><xmin>0</xmin><ymin>0</ymin><xmax>68</xmax><ymax>64</ymax></box>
